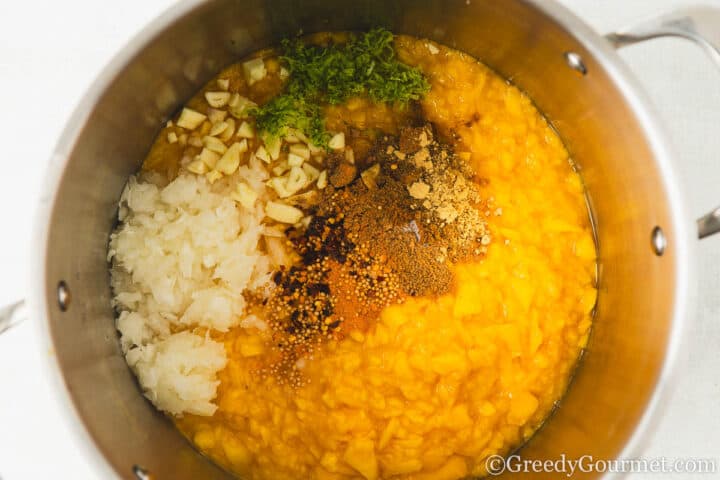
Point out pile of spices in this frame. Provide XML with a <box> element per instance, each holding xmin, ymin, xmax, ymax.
<box><xmin>259</xmin><ymin>123</ymin><xmax>492</xmax><ymax>385</ymax></box>
<box><xmin>267</xmin><ymin>219</ymin><xmax>403</xmax><ymax>339</ymax></box>
<box><xmin>356</xmin><ymin>125</ymin><xmax>491</xmax><ymax>265</ymax></box>
<box><xmin>261</xmin><ymin>217</ymin><xmax>403</xmax><ymax>386</ymax></box>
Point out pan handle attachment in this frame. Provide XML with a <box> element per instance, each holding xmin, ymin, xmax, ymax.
<box><xmin>0</xmin><ymin>300</ymin><xmax>27</xmax><ymax>335</ymax></box>
<box><xmin>605</xmin><ymin>5</ymin><xmax>720</xmax><ymax>239</ymax></box>
<box><xmin>698</xmin><ymin>207</ymin><xmax>720</xmax><ymax>240</ymax></box>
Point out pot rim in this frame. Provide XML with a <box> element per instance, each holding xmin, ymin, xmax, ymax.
<box><xmin>29</xmin><ymin>0</ymin><xmax>696</xmax><ymax>478</ymax></box>
<box><xmin>29</xmin><ymin>1</ymin><xmax>210</xmax><ymax>477</ymax></box>
<box><xmin>521</xmin><ymin>0</ymin><xmax>696</xmax><ymax>473</ymax></box>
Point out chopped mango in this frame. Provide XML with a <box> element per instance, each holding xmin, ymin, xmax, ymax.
<box><xmin>343</xmin><ymin>438</ymin><xmax>378</xmax><ymax>480</ymax></box>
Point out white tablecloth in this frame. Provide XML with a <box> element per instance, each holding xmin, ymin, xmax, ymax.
<box><xmin>1</xmin><ymin>0</ymin><xmax>718</xmax><ymax>478</ymax></box>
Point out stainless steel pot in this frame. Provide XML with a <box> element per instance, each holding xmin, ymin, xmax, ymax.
<box><xmin>3</xmin><ymin>1</ymin><xmax>720</xmax><ymax>478</ymax></box>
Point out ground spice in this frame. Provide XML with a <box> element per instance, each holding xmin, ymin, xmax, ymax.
<box><xmin>258</xmin><ymin>122</ymin><xmax>491</xmax><ymax>385</ymax></box>
<box><xmin>343</xmin><ymin>124</ymin><xmax>491</xmax><ymax>268</ymax></box>
<box><xmin>318</xmin><ymin>173</ymin><xmax>455</xmax><ymax>297</ymax></box>
<box><xmin>260</xmin><ymin>219</ymin><xmax>403</xmax><ymax>386</ymax></box>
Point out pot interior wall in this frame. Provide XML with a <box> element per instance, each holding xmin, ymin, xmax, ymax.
<box><xmin>42</xmin><ymin>0</ymin><xmax>680</xmax><ymax>478</ymax></box>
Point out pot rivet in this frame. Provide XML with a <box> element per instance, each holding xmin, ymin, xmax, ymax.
<box><xmin>133</xmin><ymin>465</ymin><xmax>153</xmax><ymax>480</ymax></box>
<box><xmin>57</xmin><ymin>281</ymin><xmax>71</xmax><ymax>312</ymax></box>
<box><xmin>564</xmin><ymin>51</ymin><xmax>587</xmax><ymax>75</ymax></box>
<box><xmin>651</xmin><ymin>226</ymin><xmax>666</xmax><ymax>256</ymax></box>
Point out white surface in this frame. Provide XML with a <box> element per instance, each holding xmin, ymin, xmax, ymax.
<box><xmin>1</xmin><ymin>0</ymin><xmax>719</xmax><ymax>478</ymax></box>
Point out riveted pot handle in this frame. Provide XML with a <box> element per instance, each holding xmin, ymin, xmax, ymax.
<box><xmin>605</xmin><ymin>5</ymin><xmax>720</xmax><ymax>239</ymax></box>
<box><xmin>0</xmin><ymin>300</ymin><xmax>27</xmax><ymax>335</ymax></box>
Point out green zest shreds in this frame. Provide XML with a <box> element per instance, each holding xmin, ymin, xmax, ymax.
<box><xmin>251</xmin><ymin>28</ymin><xmax>430</xmax><ymax>148</ymax></box>
<box><xmin>251</xmin><ymin>95</ymin><xmax>328</xmax><ymax>149</ymax></box>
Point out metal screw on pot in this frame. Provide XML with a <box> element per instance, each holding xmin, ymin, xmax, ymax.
<box><xmin>57</xmin><ymin>281</ymin><xmax>71</xmax><ymax>311</ymax></box>
<box><xmin>651</xmin><ymin>226</ymin><xmax>667</xmax><ymax>256</ymax></box>
<box><xmin>133</xmin><ymin>465</ymin><xmax>153</xmax><ymax>480</ymax></box>
<box><xmin>565</xmin><ymin>51</ymin><xmax>587</xmax><ymax>75</ymax></box>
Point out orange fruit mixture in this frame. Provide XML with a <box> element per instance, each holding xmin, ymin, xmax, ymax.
<box><xmin>144</xmin><ymin>34</ymin><xmax>596</xmax><ymax>480</ymax></box>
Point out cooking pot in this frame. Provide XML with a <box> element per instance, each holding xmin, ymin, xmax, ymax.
<box><xmin>2</xmin><ymin>1</ymin><xmax>720</xmax><ymax>478</ymax></box>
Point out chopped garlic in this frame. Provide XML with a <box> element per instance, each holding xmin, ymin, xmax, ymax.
<box><xmin>287</xmin><ymin>153</ymin><xmax>304</xmax><ymax>167</ymax></box>
<box><xmin>216</xmin><ymin>141</ymin><xmax>245</xmax><ymax>175</ymax></box>
<box><xmin>302</xmin><ymin>163</ymin><xmax>320</xmax><ymax>183</ymax></box>
<box><xmin>206</xmin><ymin>170</ymin><xmax>223</xmax><ymax>184</ymax></box>
<box><xmin>248</xmin><ymin>153</ymin><xmax>269</xmax><ymax>177</ymax></box>
<box><xmin>284</xmin><ymin>132</ymin><xmax>300</xmax><ymax>144</ymax></box>
<box><xmin>178</xmin><ymin>133</ymin><xmax>188</xmax><ymax>146</ymax></box>
<box><xmin>231</xmin><ymin>182</ymin><xmax>258</xmax><ymax>209</ymax></box>
<box><xmin>264</xmin><ymin>136</ymin><xmax>281</xmax><ymax>160</ymax></box>
<box><xmin>197</xmin><ymin>148</ymin><xmax>220</xmax><ymax>168</ymax></box>
<box><xmin>228</xmin><ymin>94</ymin><xmax>257</xmax><ymax>119</ymax></box>
<box><xmin>289</xmin><ymin>144</ymin><xmax>310</xmax><ymax>160</ymax></box>
<box><xmin>265</xmin><ymin>201</ymin><xmax>303</xmax><ymax>224</ymax></box>
<box><xmin>426</xmin><ymin>42</ymin><xmax>440</xmax><ymax>55</ymax></box>
<box><xmin>188</xmin><ymin>136</ymin><xmax>203</xmax><ymax>148</ymax></box>
<box><xmin>290</xmin><ymin>129</ymin><xmax>309</xmax><ymax>144</ymax></box>
<box><xmin>307</xmin><ymin>142</ymin><xmax>323</xmax><ymax>155</ymax></box>
<box><xmin>167</xmin><ymin>132</ymin><xmax>178</xmax><ymax>144</ymax></box>
<box><xmin>279</xmin><ymin>67</ymin><xmax>289</xmax><ymax>80</ymax></box>
<box><xmin>199</xmin><ymin>121</ymin><xmax>211</xmax><ymax>135</ymax></box>
<box><xmin>217</xmin><ymin>78</ymin><xmax>230</xmax><ymax>91</ymax></box>
<box><xmin>186</xmin><ymin>159</ymin><xmax>208</xmax><ymax>174</ymax></box>
<box><xmin>361</xmin><ymin>164</ymin><xmax>381</xmax><ymax>189</ymax></box>
<box><xmin>205</xmin><ymin>91</ymin><xmax>231</xmax><ymax>108</ymax></box>
<box><xmin>203</xmin><ymin>136</ymin><xmax>228</xmax><ymax>154</ymax></box>
<box><xmin>255</xmin><ymin>145</ymin><xmax>271</xmax><ymax>164</ymax></box>
<box><xmin>345</xmin><ymin>148</ymin><xmax>355</xmax><ymax>164</ymax></box>
<box><xmin>220</xmin><ymin>118</ymin><xmax>236</xmax><ymax>142</ymax></box>
<box><xmin>262</xmin><ymin>225</ymin><xmax>285</xmax><ymax>237</ymax></box>
<box><xmin>272</xmin><ymin>159</ymin><xmax>290</xmax><ymax>176</ymax></box>
<box><xmin>236</xmin><ymin>121</ymin><xmax>255</xmax><ymax>139</ymax></box>
<box><xmin>285</xmin><ymin>167</ymin><xmax>308</xmax><ymax>194</ymax></box>
<box><xmin>268</xmin><ymin>177</ymin><xmax>292</xmax><ymax>198</ymax></box>
<box><xmin>176</xmin><ymin>108</ymin><xmax>206</xmax><ymax>130</ymax></box>
<box><xmin>242</xmin><ymin>58</ymin><xmax>267</xmax><ymax>86</ymax></box>
<box><xmin>328</xmin><ymin>132</ymin><xmax>345</xmax><ymax>150</ymax></box>
<box><xmin>209</xmin><ymin>121</ymin><xmax>228</xmax><ymax>137</ymax></box>
<box><xmin>317</xmin><ymin>170</ymin><xmax>328</xmax><ymax>189</ymax></box>
<box><xmin>207</xmin><ymin>108</ymin><xmax>227</xmax><ymax>124</ymax></box>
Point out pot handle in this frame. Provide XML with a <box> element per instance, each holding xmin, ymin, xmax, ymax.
<box><xmin>0</xmin><ymin>300</ymin><xmax>27</xmax><ymax>335</ymax></box>
<box><xmin>605</xmin><ymin>5</ymin><xmax>720</xmax><ymax>239</ymax></box>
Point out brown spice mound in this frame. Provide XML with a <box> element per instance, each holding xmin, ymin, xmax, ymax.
<box><xmin>259</xmin><ymin>123</ymin><xmax>491</xmax><ymax>384</ymax></box>
<box><xmin>318</xmin><ymin>174</ymin><xmax>454</xmax><ymax>297</ymax></box>
<box><xmin>261</xmin><ymin>213</ymin><xmax>403</xmax><ymax>386</ymax></box>
<box><xmin>333</xmin><ymin>124</ymin><xmax>491</xmax><ymax>291</ymax></box>
<box><xmin>268</xmin><ymin>218</ymin><xmax>402</xmax><ymax>343</ymax></box>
